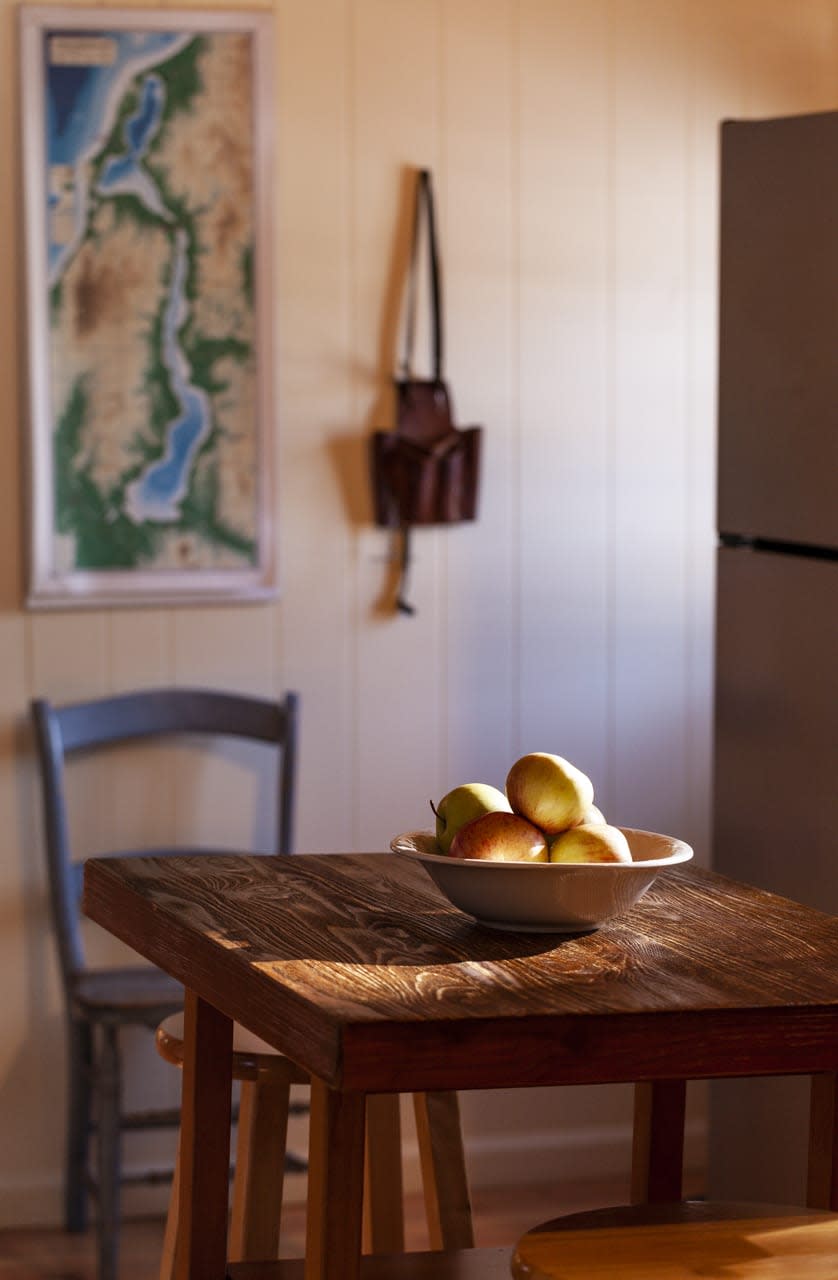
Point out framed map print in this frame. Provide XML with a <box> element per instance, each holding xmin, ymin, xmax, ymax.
<box><xmin>20</xmin><ymin>7</ymin><xmax>276</xmax><ymax>607</ymax></box>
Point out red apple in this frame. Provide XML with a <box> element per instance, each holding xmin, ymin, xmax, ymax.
<box><xmin>449</xmin><ymin>811</ymin><xmax>548</xmax><ymax>863</ymax></box>
<box><xmin>549</xmin><ymin>823</ymin><xmax>632</xmax><ymax>864</ymax></box>
<box><xmin>506</xmin><ymin>752</ymin><xmax>594</xmax><ymax>834</ymax></box>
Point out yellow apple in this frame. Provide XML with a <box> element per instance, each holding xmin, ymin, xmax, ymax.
<box><xmin>431</xmin><ymin>783</ymin><xmax>511</xmax><ymax>854</ymax></box>
<box><xmin>582</xmin><ymin>804</ymin><xmax>607</xmax><ymax>824</ymax></box>
<box><xmin>506</xmin><ymin>752</ymin><xmax>594</xmax><ymax>835</ymax></box>
<box><xmin>449</xmin><ymin>811</ymin><xmax>548</xmax><ymax>862</ymax></box>
<box><xmin>549</xmin><ymin>823</ymin><xmax>632</xmax><ymax>864</ymax></box>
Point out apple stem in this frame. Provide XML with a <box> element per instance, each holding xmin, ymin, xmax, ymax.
<box><xmin>429</xmin><ymin>799</ymin><xmax>439</xmax><ymax>819</ymax></box>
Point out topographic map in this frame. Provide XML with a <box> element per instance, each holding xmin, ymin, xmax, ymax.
<box><xmin>44</xmin><ymin>28</ymin><xmax>261</xmax><ymax>574</ymax></box>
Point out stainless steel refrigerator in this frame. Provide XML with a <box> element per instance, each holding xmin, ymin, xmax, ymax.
<box><xmin>709</xmin><ymin>110</ymin><xmax>838</xmax><ymax>1203</ymax></box>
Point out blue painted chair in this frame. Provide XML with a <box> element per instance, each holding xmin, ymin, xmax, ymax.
<box><xmin>31</xmin><ymin>687</ymin><xmax>299</xmax><ymax>1280</ymax></box>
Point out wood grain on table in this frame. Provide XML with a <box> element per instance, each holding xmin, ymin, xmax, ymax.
<box><xmin>83</xmin><ymin>852</ymin><xmax>838</xmax><ymax>1093</ymax></box>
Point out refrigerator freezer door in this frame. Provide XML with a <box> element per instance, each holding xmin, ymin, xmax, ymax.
<box><xmin>710</xmin><ymin>544</ymin><xmax>838</xmax><ymax>1203</ymax></box>
<box><xmin>719</xmin><ymin>113</ymin><xmax>838</xmax><ymax>550</ymax></box>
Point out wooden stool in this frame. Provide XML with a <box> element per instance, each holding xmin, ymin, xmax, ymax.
<box><xmin>155</xmin><ymin>1012</ymin><xmax>473</xmax><ymax>1274</ymax></box>
<box><xmin>511</xmin><ymin>1201</ymin><xmax>838</xmax><ymax>1279</ymax></box>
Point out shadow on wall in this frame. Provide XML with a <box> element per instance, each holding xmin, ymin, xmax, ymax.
<box><xmin>328</xmin><ymin>162</ymin><xmax>419</xmax><ymax>532</ymax></box>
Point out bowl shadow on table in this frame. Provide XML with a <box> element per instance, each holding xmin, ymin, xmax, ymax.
<box><xmin>181</xmin><ymin>833</ymin><xmax>689</xmax><ymax>968</ymax></box>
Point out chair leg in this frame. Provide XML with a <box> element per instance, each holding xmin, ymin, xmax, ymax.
<box><xmin>363</xmin><ymin>1094</ymin><xmax>404</xmax><ymax>1254</ymax></box>
<box><xmin>160</xmin><ymin>1082</ymin><xmax>470</xmax><ymax>1267</ymax></box>
<box><xmin>228</xmin><ymin>1074</ymin><xmax>294</xmax><ymax>1262</ymax></box>
<box><xmin>66</xmin><ymin>1018</ymin><xmax>93</xmax><ymax>1233</ymax></box>
<box><xmin>413</xmin><ymin>1091</ymin><xmax>474</xmax><ymax>1250</ymax></box>
<box><xmin>96</xmin><ymin>1024</ymin><xmax>122</xmax><ymax>1280</ymax></box>
<box><xmin>158</xmin><ymin>1132</ymin><xmax>182</xmax><ymax>1280</ymax></box>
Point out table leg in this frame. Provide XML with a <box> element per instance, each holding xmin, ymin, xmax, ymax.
<box><xmin>807</xmin><ymin>1072</ymin><xmax>838</xmax><ymax>1210</ymax></box>
<box><xmin>364</xmin><ymin>1093</ymin><xmax>404</xmax><ymax>1253</ymax></box>
<box><xmin>630</xmin><ymin>1080</ymin><xmax>686</xmax><ymax>1204</ymax></box>
<box><xmin>175</xmin><ymin>991</ymin><xmax>233</xmax><ymax>1280</ymax></box>
<box><xmin>306</xmin><ymin>1078</ymin><xmax>366</xmax><ymax>1280</ymax></box>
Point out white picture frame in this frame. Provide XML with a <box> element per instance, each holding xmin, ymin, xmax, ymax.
<box><xmin>20</xmin><ymin>6</ymin><xmax>277</xmax><ymax>607</ymax></box>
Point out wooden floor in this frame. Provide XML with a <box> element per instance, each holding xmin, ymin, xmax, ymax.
<box><xmin>0</xmin><ymin>1177</ymin><xmax>644</xmax><ymax>1279</ymax></box>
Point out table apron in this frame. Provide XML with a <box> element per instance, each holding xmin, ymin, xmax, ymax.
<box><xmin>338</xmin><ymin>1008</ymin><xmax>838</xmax><ymax>1092</ymax></box>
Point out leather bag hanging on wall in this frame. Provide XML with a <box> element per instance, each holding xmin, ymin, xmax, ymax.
<box><xmin>371</xmin><ymin>169</ymin><xmax>482</xmax><ymax>614</ymax></box>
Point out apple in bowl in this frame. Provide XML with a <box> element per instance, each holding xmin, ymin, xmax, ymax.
<box><xmin>549</xmin><ymin>823</ymin><xmax>632</xmax><ymax>864</ymax></box>
<box><xmin>431</xmin><ymin>783</ymin><xmax>511</xmax><ymax>854</ymax></box>
<box><xmin>506</xmin><ymin>752</ymin><xmax>594</xmax><ymax>834</ymax></box>
<box><xmin>449</xmin><ymin>811</ymin><xmax>548</xmax><ymax>863</ymax></box>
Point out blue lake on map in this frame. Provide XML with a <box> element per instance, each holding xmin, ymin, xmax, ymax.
<box><xmin>125</xmin><ymin>228</ymin><xmax>212</xmax><ymax>525</ymax></box>
<box><xmin>99</xmin><ymin>74</ymin><xmax>165</xmax><ymax>188</ymax></box>
<box><xmin>46</xmin><ymin>30</ymin><xmax>187</xmax><ymax>274</ymax></box>
<box><xmin>98</xmin><ymin>74</ymin><xmax>171</xmax><ymax>220</ymax></box>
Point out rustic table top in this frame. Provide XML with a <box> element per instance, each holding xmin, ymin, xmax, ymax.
<box><xmin>83</xmin><ymin>852</ymin><xmax>838</xmax><ymax>1092</ymax></box>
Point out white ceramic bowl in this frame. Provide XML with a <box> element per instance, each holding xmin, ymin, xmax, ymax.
<box><xmin>390</xmin><ymin>827</ymin><xmax>693</xmax><ymax>932</ymax></box>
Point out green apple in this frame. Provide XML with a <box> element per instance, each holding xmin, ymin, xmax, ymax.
<box><xmin>549</xmin><ymin>823</ymin><xmax>632</xmax><ymax>864</ymax></box>
<box><xmin>431</xmin><ymin>783</ymin><xmax>511</xmax><ymax>854</ymax></box>
<box><xmin>505</xmin><ymin>752</ymin><xmax>594</xmax><ymax>835</ymax></box>
<box><xmin>449</xmin><ymin>811</ymin><xmax>548</xmax><ymax>862</ymax></box>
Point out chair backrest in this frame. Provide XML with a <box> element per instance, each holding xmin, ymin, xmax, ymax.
<box><xmin>31</xmin><ymin>687</ymin><xmax>299</xmax><ymax>988</ymax></box>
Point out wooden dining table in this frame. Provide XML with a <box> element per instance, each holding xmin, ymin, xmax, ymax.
<box><xmin>83</xmin><ymin>850</ymin><xmax>838</xmax><ymax>1280</ymax></box>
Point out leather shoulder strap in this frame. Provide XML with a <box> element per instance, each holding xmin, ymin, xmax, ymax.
<box><xmin>401</xmin><ymin>168</ymin><xmax>443</xmax><ymax>381</ymax></box>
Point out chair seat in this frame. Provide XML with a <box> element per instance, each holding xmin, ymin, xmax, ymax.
<box><xmin>72</xmin><ymin>966</ymin><xmax>183</xmax><ymax>1014</ymax></box>
<box><xmin>156</xmin><ymin>1012</ymin><xmax>309</xmax><ymax>1083</ymax></box>
<box><xmin>511</xmin><ymin>1201</ymin><xmax>838</xmax><ymax>1279</ymax></box>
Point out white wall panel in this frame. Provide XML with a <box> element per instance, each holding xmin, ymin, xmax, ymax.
<box><xmin>518</xmin><ymin>0</ymin><xmax>611</xmax><ymax>806</ymax></box>
<box><xmin>441</xmin><ymin>0</ymin><xmax>517</xmax><ymax>794</ymax></box>
<box><xmin>275</xmin><ymin>0</ymin><xmax>356</xmax><ymax>855</ymax></box>
<box><xmin>611</xmin><ymin>0</ymin><xmax>690</xmax><ymax>837</ymax></box>
<box><xmin>352</xmin><ymin>0</ymin><xmax>446</xmax><ymax>851</ymax></box>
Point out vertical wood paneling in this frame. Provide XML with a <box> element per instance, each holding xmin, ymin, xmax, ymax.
<box><xmin>170</xmin><ymin>606</ymin><xmax>279</xmax><ymax>849</ymax></box>
<box><xmin>518</xmin><ymin>0</ymin><xmax>612</xmax><ymax>806</ymax></box>
<box><xmin>101</xmin><ymin>612</ymin><xmax>176</xmax><ymax>853</ymax></box>
<box><xmin>5</xmin><ymin>0</ymin><xmax>838</xmax><ymax>1226</ymax></box>
<box><xmin>274</xmin><ymin>0</ymin><xmax>356</xmax><ymax>854</ymax></box>
<box><xmin>352</xmin><ymin>0</ymin><xmax>446</xmax><ymax>848</ymax></box>
<box><xmin>441</xmin><ymin>0</ymin><xmax>517</xmax><ymax>793</ymax></box>
<box><xmin>611</xmin><ymin>0</ymin><xmax>691</xmax><ymax>836</ymax></box>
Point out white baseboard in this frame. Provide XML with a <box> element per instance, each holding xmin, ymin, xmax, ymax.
<box><xmin>2</xmin><ymin>1119</ymin><xmax>707</xmax><ymax>1228</ymax></box>
<box><xmin>401</xmin><ymin>1117</ymin><xmax>707</xmax><ymax>1196</ymax></box>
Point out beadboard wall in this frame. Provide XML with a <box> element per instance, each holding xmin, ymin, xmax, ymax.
<box><xmin>1</xmin><ymin>0</ymin><xmax>837</xmax><ymax>1227</ymax></box>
